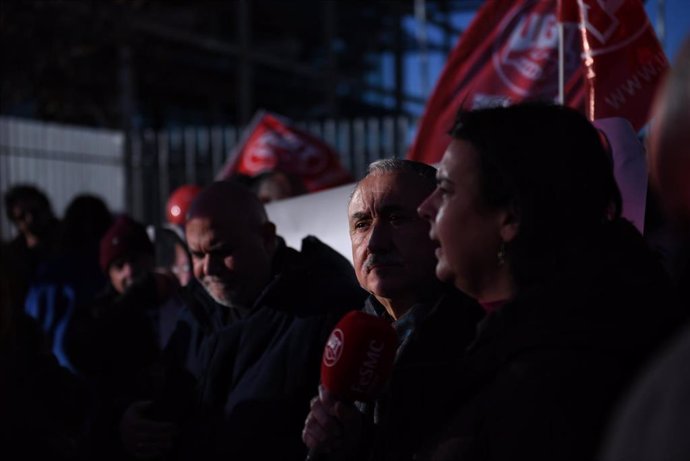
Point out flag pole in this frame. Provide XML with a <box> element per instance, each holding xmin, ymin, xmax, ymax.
<box><xmin>558</xmin><ymin>20</ymin><xmax>565</xmax><ymax>105</ymax></box>
<box><xmin>556</xmin><ymin>0</ymin><xmax>566</xmax><ymax>105</ymax></box>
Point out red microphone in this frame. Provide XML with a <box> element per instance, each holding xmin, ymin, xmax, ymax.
<box><xmin>306</xmin><ymin>311</ymin><xmax>397</xmax><ymax>460</ymax></box>
<box><xmin>320</xmin><ymin>310</ymin><xmax>398</xmax><ymax>402</ymax></box>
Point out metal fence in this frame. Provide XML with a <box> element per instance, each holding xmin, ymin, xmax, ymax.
<box><xmin>130</xmin><ymin>115</ymin><xmax>414</xmax><ymax>224</ymax></box>
<box><xmin>0</xmin><ymin>117</ymin><xmax>126</xmax><ymax>240</ymax></box>
<box><xmin>1</xmin><ymin>115</ymin><xmax>415</xmax><ymax>236</ymax></box>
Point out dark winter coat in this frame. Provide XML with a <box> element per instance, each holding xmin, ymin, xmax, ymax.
<box><xmin>22</xmin><ymin>242</ymin><xmax>106</xmax><ymax>372</ymax></box>
<box><xmin>161</xmin><ymin>235</ymin><xmax>365</xmax><ymax>385</ymax></box>
<box><xmin>160</xmin><ymin>236</ymin><xmax>366</xmax><ymax>460</ymax></box>
<box><xmin>358</xmin><ymin>286</ymin><xmax>484</xmax><ymax>461</ymax></box>
<box><xmin>418</xmin><ymin>219</ymin><xmax>686</xmax><ymax>461</ymax></box>
<box><xmin>1</xmin><ymin>312</ymin><xmax>91</xmax><ymax>460</ymax></box>
<box><xmin>60</xmin><ymin>272</ymin><xmax>180</xmax><ymax>460</ymax></box>
<box><xmin>64</xmin><ymin>273</ymin><xmax>166</xmax><ymax>396</ymax></box>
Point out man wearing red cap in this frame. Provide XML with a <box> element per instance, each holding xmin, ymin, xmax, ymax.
<box><xmin>67</xmin><ymin>213</ymin><xmax>181</xmax><ymax>364</ymax></box>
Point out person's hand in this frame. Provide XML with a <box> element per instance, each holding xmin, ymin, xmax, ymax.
<box><xmin>302</xmin><ymin>386</ymin><xmax>363</xmax><ymax>458</ymax></box>
<box><xmin>120</xmin><ymin>400</ymin><xmax>178</xmax><ymax>459</ymax></box>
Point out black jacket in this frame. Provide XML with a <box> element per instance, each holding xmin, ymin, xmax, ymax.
<box><xmin>163</xmin><ymin>235</ymin><xmax>364</xmax><ymax>380</ymax></box>
<box><xmin>65</xmin><ymin>273</ymin><xmax>164</xmax><ymax>398</ymax></box>
<box><xmin>419</xmin><ymin>219</ymin><xmax>686</xmax><ymax>461</ymax></box>
<box><xmin>1</xmin><ymin>312</ymin><xmax>91</xmax><ymax>460</ymax></box>
<box><xmin>358</xmin><ymin>286</ymin><xmax>484</xmax><ymax>461</ymax></box>
<box><xmin>162</xmin><ymin>236</ymin><xmax>366</xmax><ymax>460</ymax></box>
<box><xmin>62</xmin><ymin>273</ymin><xmax>175</xmax><ymax>459</ymax></box>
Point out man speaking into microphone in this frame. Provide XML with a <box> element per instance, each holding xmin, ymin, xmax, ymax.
<box><xmin>302</xmin><ymin>159</ymin><xmax>483</xmax><ymax>460</ymax></box>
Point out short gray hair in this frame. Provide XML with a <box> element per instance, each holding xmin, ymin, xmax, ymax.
<box><xmin>366</xmin><ymin>159</ymin><xmax>436</xmax><ymax>184</ymax></box>
<box><xmin>349</xmin><ymin>159</ymin><xmax>437</xmax><ymax>202</ymax></box>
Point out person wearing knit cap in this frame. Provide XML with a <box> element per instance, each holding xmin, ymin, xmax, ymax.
<box><xmin>64</xmin><ymin>215</ymin><xmax>182</xmax><ymax>459</ymax></box>
<box><xmin>99</xmin><ymin>215</ymin><xmax>155</xmax><ymax>294</ymax></box>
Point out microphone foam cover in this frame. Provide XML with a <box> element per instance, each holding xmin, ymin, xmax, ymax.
<box><xmin>320</xmin><ymin>310</ymin><xmax>397</xmax><ymax>402</ymax></box>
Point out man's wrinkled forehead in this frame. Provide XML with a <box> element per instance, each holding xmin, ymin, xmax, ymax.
<box><xmin>349</xmin><ymin>172</ymin><xmax>429</xmax><ymax>216</ymax></box>
<box><xmin>351</xmin><ymin>175</ymin><xmax>391</xmax><ymax>201</ymax></box>
<box><xmin>349</xmin><ymin>179</ymin><xmax>387</xmax><ymax>218</ymax></box>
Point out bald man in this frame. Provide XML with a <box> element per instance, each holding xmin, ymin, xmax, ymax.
<box><xmin>121</xmin><ymin>180</ymin><xmax>365</xmax><ymax>460</ymax></box>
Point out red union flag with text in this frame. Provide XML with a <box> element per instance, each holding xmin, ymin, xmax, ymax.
<box><xmin>407</xmin><ymin>0</ymin><xmax>668</xmax><ymax>164</ymax></box>
<box><xmin>407</xmin><ymin>0</ymin><xmax>585</xmax><ymax>164</ymax></box>
<box><xmin>216</xmin><ymin>112</ymin><xmax>352</xmax><ymax>192</ymax></box>
<box><xmin>570</xmin><ymin>0</ymin><xmax>669</xmax><ymax>131</ymax></box>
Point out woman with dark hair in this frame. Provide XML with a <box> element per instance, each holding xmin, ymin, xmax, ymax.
<box><xmin>417</xmin><ymin>103</ymin><xmax>685</xmax><ymax>461</ymax></box>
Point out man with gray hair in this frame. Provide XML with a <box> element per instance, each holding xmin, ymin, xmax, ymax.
<box><xmin>302</xmin><ymin>159</ymin><xmax>482</xmax><ymax>461</ymax></box>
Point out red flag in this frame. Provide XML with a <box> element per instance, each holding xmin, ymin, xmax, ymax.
<box><xmin>574</xmin><ymin>0</ymin><xmax>669</xmax><ymax>130</ymax></box>
<box><xmin>558</xmin><ymin>0</ymin><xmax>580</xmax><ymax>22</ymax></box>
<box><xmin>408</xmin><ymin>0</ymin><xmax>585</xmax><ymax>164</ymax></box>
<box><xmin>217</xmin><ymin>112</ymin><xmax>352</xmax><ymax>192</ymax></box>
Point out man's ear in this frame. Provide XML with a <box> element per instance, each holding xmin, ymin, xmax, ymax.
<box><xmin>261</xmin><ymin>221</ymin><xmax>278</xmax><ymax>255</ymax></box>
<box><xmin>498</xmin><ymin>204</ymin><xmax>520</xmax><ymax>243</ymax></box>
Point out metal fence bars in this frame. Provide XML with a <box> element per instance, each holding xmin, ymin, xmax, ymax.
<box><xmin>129</xmin><ymin>115</ymin><xmax>413</xmax><ymax>224</ymax></box>
<box><xmin>0</xmin><ymin>117</ymin><xmax>125</xmax><ymax>240</ymax></box>
<box><xmin>0</xmin><ymin>114</ymin><xmax>414</xmax><ymax>236</ymax></box>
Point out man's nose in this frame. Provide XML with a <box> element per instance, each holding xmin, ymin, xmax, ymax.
<box><xmin>121</xmin><ymin>262</ymin><xmax>134</xmax><ymax>278</ymax></box>
<box><xmin>203</xmin><ymin>254</ymin><xmax>227</xmax><ymax>276</ymax></box>
<box><xmin>367</xmin><ymin>220</ymin><xmax>392</xmax><ymax>253</ymax></box>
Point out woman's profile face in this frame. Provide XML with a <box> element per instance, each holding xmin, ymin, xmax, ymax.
<box><xmin>418</xmin><ymin>139</ymin><xmax>510</xmax><ymax>300</ymax></box>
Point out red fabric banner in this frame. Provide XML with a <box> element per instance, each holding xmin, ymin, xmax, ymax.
<box><xmin>574</xmin><ymin>0</ymin><xmax>669</xmax><ymax>131</ymax></box>
<box><xmin>408</xmin><ymin>0</ymin><xmax>585</xmax><ymax>164</ymax></box>
<box><xmin>407</xmin><ymin>0</ymin><xmax>667</xmax><ymax>164</ymax></box>
<box><xmin>217</xmin><ymin>112</ymin><xmax>352</xmax><ymax>192</ymax></box>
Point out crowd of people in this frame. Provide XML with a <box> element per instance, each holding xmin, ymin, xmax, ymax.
<box><xmin>2</xmin><ymin>39</ymin><xmax>689</xmax><ymax>461</ymax></box>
